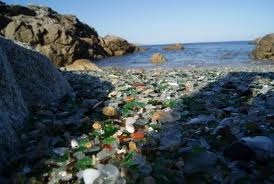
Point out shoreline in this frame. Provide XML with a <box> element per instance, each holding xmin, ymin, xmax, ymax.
<box><xmin>99</xmin><ymin>63</ymin><xmax>274</xmax><ymax>72</ymax></box>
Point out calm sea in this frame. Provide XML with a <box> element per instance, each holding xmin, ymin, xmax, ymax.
<box><xmin>96</xmin><ymin>41</ymin><xmax>274</xmax><ymax>69</ymax></box>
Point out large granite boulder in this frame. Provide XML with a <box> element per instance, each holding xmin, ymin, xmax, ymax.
<box><xmin>0</xmin><ymin>1</ymin><xmax>139</xmax><ymax>67</ymax></box>
<box><xmin>252</xmin><ymin>33</ymin><xmax>274</xmax><ymax>61</ymax></box>
<box><xmin>0</xmin><ymin>36</ymin><xmax>72</xmax><ymax>171</ymax></box>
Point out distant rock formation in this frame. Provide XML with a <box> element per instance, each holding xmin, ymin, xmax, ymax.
<box><xmin>163</xmin><ymin>43</ymin><xmax>184</xmax><ymax>51</ymax></box>
<box><xmin>0</xmin><ymin>36</ymin><xmax>72</xmax><ymax>170</ymax></box>
<box><xmin>252</xmin><ymin>33</ymin><xmax>274</xmax><ymax>61</ymax></box>
<box><xmin>0</xmin><ymin>1</ymin><xmax>139</xmax><ymax>67</ymax></box>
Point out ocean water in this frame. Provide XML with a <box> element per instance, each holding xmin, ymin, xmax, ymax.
<box><xmin>96</xmin><ymin>41</ymin><xmax>274</xmax><ymax>69</ymax></box>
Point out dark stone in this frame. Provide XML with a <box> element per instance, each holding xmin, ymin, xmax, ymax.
<box><xmin>223</xmin><ymin>141</ymin><xmax>254</xmax><ymax>161</ymax></box>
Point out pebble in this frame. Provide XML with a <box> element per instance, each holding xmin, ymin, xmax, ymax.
<box><xmin>82</xmin><ymin>169</ymin><xmax>101</xmax><ymax>184</ymax></box>
<box><xmin>102</xmin><ymin>106</ymin><xmax>118</xmax><ymax>117</ymax></box>
<box><xmin>124</xmin><ymin>116</ymin><xmax>137</xmax><ymax>133</ymax></box>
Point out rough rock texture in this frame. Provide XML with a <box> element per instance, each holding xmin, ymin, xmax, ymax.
<box><xmin>64</xmin><ymin>59</ymin><xmax>102</xmax><ymax>72</ymax></box>
<box><xmin>0</xmin><ymin>36</ymin><xmax>72</xmax><ymax>171</ymax></box>
<box><xmin>253</xmin><ymin>33</ymin><xmax>274</xmax><ymax>61</ymax></box>
<box><xmin>0</xmin><ymin>1</ymin><xmax>139</xmax><ymax>67</ymax></box>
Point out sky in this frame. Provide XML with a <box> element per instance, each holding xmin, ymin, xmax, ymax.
<box><xmin>3</xmin><ymin>0</ymin><xmax>274</xmax><ymax>45</ymax></box>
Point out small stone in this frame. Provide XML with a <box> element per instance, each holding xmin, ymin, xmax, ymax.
<box><xmin>185</xmin><ymin>81</ymin><xmax>194</xmax><ymax>93</ymax></box>
<box><xmin>71</xmin><ymin>139</ymin><xmax>79</xmax><ymax>149</ymax></box>
<box><xmin>125</xmin><ymin>117</ymin><xmax>137</xmax><ymax>133</ymax></box>
<box><xmin>151</xmin><ymin>111</ymin><xmax>180</xmax><ymax>123</ymax></box>
<box><xmin>102</xmin><ymin>106</ymin><xmax>118</xmax><ymax>117</ymax></box>
<box><xmin>58</xmin><ymin>171</ymin><xmax>73</xmax><ymax>181</ymax></box>
<box><xmin>92</xmin><ymin>121</ymin><xmax>102</xmax><ymax>130</ymax></box>
<box><xmin>82</xmin><ymin>168</ymin><xmax>101</xmax><ymax>184</ymax></box>
<box><xmin>129</xmin><ymin>141</ymin><xmax>138</xmax><ymax>152</ymax></box>
<box><xmin>130</xmin><ymin>131</ymin><xmax>145</xmax><ymax>140</ymax></box>
<box><xmin>97</xmin><ymin>164</ymin><xmax>119</xmax><ymax>179</ymax></box>
<box><xmin>186</xmin><ymin>114</ymin><xmax>215</xmax><ymax>125</ymax></box>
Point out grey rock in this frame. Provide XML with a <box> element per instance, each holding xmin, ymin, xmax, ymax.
<box><xmin>0</xmin><ymin>36</ymin><xmax>72</xmax><ymax>171</ymax></box>
<box><xmin>186</xmin><ymin>114</ymin><xmax>215</xmax><ymax>125</ymax></box>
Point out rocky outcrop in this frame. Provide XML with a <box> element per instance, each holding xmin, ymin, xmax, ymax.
<box><xmin>252</xmin><ymin>33</ymin><xmax>274</xmax><ymax>61</ymax></box>
<box><xmin>151</xmin><ymin>53</ymin><xmax>167</xmax><ymax>64</ymax></box>
<box><xmin>0</xmin><ymin>1</ymin><xmax>139</xmax><ymax>67</ymax></box>
<box><xmin>163</xmin><ymin>43</ymin><xmax>184</xmax><ymax>51</ymax></box>
<box><xmin>99</xmin><ymin>35</ymin><xmax>139</xmax><ymax>56</ymax></box>
<box><xmin>0</xmin><ymin>36</ymin><xmax>72</xmax><ymax>170</ymax></box>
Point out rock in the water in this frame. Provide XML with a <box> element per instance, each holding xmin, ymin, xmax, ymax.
<box><xmin>163</xmin><ymin>43</ymin><xmax>184</xmax><ymax>50</ymax></box>
<box><xmin>150</xmin><ymin>53</ymin><xmax>166</xmax><ymax>64</ymax></box>
<box><xmin>81</xmin><ymin>168</ymin><xmax>101</xmax><ymax>184</ymax></box>
<box><xmin>0</xmin><ymin>3</ymin><xmax>139</xmax><ymax>67</ymax></box>
<box><xmin>252</xmin><ymin>33</ymin><xmax>274</xmax><ymax>61</ymax></box>
<box><xmin>0</xmin><ymin>36</ymin><xmax>72</xmax><ymax>171</ymax></box>
<box><xmin>64</xmin><ymin>59</ymin><xmax>102</xmax><ymax>72</ymax></box>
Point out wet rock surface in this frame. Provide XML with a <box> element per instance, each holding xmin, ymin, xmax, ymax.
<box><xmin>3</xmin><ymin>65</ymin><xmax>274</xmax><ymax>183</ymax></box>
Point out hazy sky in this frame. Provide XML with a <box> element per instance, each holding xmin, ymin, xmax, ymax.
<box><xmin>4</xmin><ymin>0</ymin><xmax>274</xmax><ymax>45</ymax></box>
